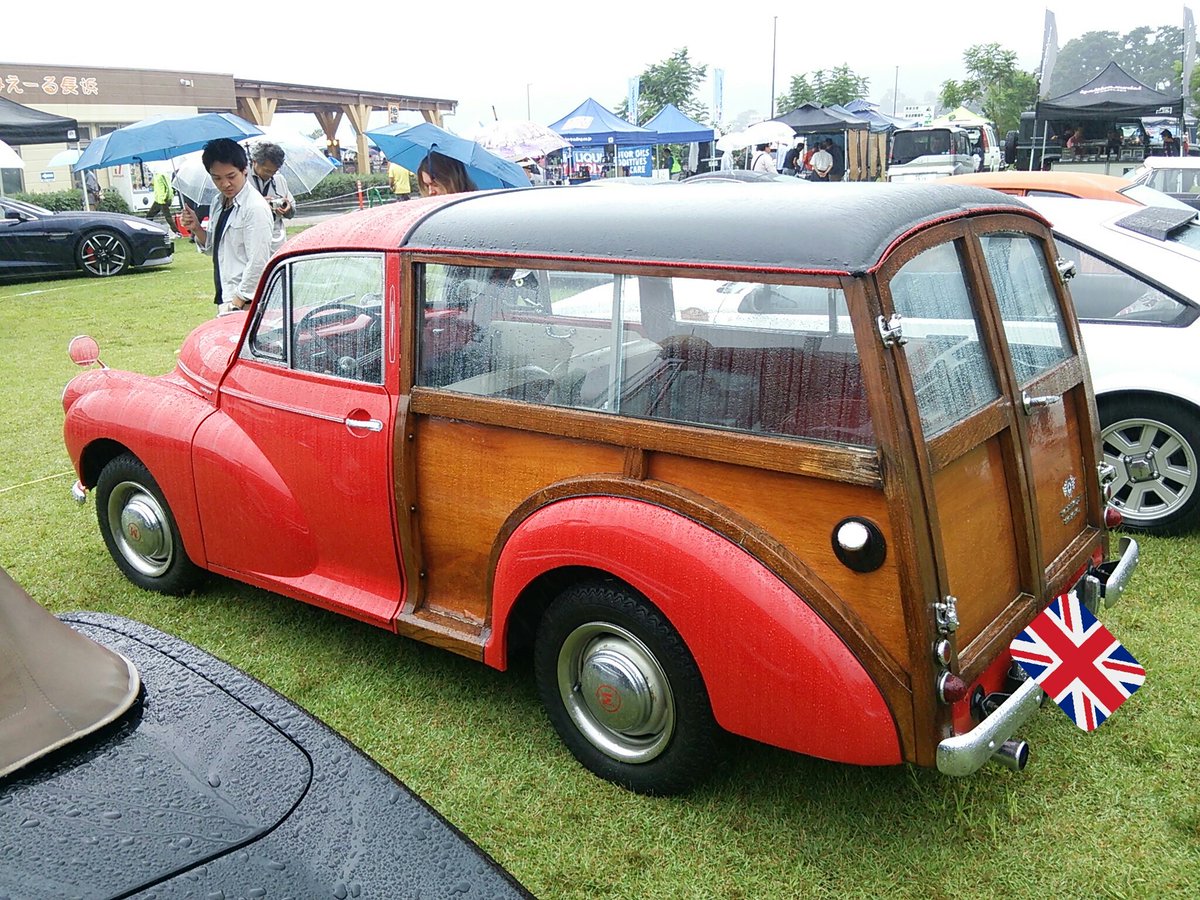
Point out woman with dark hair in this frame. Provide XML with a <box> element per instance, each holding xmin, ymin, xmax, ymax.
<box><xmin>179</xmin><ymin>138</ymin><xmax>273</xmax><ymax>316</ymax></box>
<box><xmin>416</xmin><ymin>151</ymin><xmax>476</xmax><ymax>196</ymax></box>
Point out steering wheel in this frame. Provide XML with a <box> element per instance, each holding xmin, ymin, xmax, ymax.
<box><xmin>293</xmin><ymin>300</ymin><xmax>380</xmax><ymax>373</ymax></box>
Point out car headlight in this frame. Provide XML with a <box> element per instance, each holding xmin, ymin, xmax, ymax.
<box><xmin>123</xmin><ymin>219</ymin><xmax>166</xmax><ymax>233</ymax></box>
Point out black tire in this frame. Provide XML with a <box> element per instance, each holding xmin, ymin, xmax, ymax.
<box><xmin>533</xmin><ymin>579</ymin><xmax>722</xmax><ymax>795</ymax></box>
<box><xmin>76</xmin><ymin>229</ymin><xmax>131</xmax><ymax>277</ymax></box>
<box><xmin>1099</xmin><ymin>395</ymin><xmax>1200</xmax><ymax>535</ymax></box>
<box><xmin>95</xmin><ymin>452</ymin><xmax>203</xmax><ymax>594</ymax></box>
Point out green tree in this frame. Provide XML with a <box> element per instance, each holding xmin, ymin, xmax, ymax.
<box><xmin>937</xmin><ymin>43</ymin><xmax>1037</xmax><ymax>134</ymax></box>
<box><xmin>776</xmin><ymin>65</ymin><xmax>868</xmax><ymax>113</ymax></box>
<box><xmin>615</xmin><ymin>47</ymin><xmax>709</xmax><ymax>125</ymax></box>
<box><xmin>1047</xmin><ymin>25</ymin><xmax>1185</xmax><ymax>97</ymax></box>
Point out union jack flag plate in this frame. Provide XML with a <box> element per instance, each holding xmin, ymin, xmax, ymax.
<box><xmin>1010</xmin><ymin>594</ymin><xmax>1144</xmax><ymax>731</ymax></box>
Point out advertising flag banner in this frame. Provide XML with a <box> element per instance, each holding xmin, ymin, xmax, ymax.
<box><xmin>627</xmin><ymin>77</ymin><xmax>640</xmax><ymax>125</ymax></box>
<box><xmin>713</xmin><ymin>68</ymin><xmax>725</xmax><ymax>126</ymax></box>
<box><xmin>1010</xmin><ymin>595</ymin><xmax>1144</xmax><ymax>732</ymax></box>
<box><xmin>1039</xmin><ymin>10</ymin><xmax>1059</xmax><ymax>99</ymax></box>
<box><xmin>1185</xmin><ymin>7</ymin><xmax>1196</xmax><ymax>101</ymax></box>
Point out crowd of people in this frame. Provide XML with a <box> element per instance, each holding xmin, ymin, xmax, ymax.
<box><xmin>748</xmin><ymin>137</ymin><xmax>845</xmax><ymax>181</ymax></box>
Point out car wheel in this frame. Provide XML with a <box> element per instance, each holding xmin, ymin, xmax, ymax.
<box><xmin>1100</xmin><ymin>396</ymin><xmax>1200</xmax><ymax>535</ymax></box>
<box><xmin>95</xmin><ymin>452</ymin><xmax>203</xmax><ymax>594</ymax></box>
<box><xmin>534</xmin><ymin>579</ymin><xmax>722</xmax><ymax>795</ymax></box>
<box><xmin>77</xmin><ymin>229</ymin><xmax>131</xmax><ymax>277</ymax></box>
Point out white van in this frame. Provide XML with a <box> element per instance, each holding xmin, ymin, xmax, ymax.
<box><xmin>887</xmin><ymin>127</ymin><xmax>978</xmax><ymax>182</ymax></box>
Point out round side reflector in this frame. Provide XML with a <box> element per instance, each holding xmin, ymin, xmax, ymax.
<box><xmin>938</xmin><ymin>671</ymin><xmax>969</xmax><ymax>705</ymax></box>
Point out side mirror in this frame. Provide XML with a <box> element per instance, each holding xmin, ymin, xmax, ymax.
<box><xmin>1056</xmin><ymin>258</ymin><xmax>1077</xmax><ymax>283</ymax></box>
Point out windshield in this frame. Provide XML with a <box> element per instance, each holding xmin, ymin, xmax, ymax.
<box><xmin>891</xmin><ymin>130</ymin><xmax>956</xmax><ymax>165</ymax></box>
<box><xmin>1119</xmin><ymin>183</ymin><xmax>1198</xmax><ymax>213</ymax></box>
<box><xmin>1</xmin><ymin>198</ymin><xmax>52</xmax><ymax>217</ymax></box>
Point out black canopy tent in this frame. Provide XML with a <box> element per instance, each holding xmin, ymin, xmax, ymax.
<box><xmin>1036</xmin><ymin>61</ymin><xmax>1183</xmax><ymax>119</ymax></box>
<box><xmin>771</xmin><ymin>103</ymin><xmax>874</xmax><ymax>180</ymax></box>
<box><xmin>1030</xmin><ymin>62</ymin><xmax>1184</xmax><ymax>167</ymax></box>
<box><xmin>0</xmin><ymin>95</ymin><xmax>78</xmax><ymax>145</ymax></box>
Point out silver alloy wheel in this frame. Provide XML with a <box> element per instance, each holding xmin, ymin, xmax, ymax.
<box><xmin>1102</xmin><ymin>415</ymin><xmax>1199</xmax><ymax>527</ymax></box>
<box><xmin>80</xmin><ymin>232</ymin><xmax>129</xmax><ymax>276</ymax></box>
<box><xmin>556</xmin><ymin>621</ymin><xmax>675</xmax><ymax>764</ymax></box>
<box><xmin>106</xmin><ymin>480</ymin><xmax>175</xmax><ymax>578</ymax></box>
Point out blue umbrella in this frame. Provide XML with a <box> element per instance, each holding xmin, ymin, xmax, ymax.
<box><xmin>75</xmin><ymin>113</ymin><xmax>263</xmax><ymax>171</ymax></box>
<box><xmin>364</xmin><ymin>122</ymin><xmax>530</xmax><ymax>190</ymax></box>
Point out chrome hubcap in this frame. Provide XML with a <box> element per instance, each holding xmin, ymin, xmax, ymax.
<box><xmin>107</xmin><ymin>481</ymin><xmax>173</xmax><ymax>577</ymax></box>
<box><xmin>1103</xmin><ymin>416</ymin><xmax>1198</xmax><ymax>526</ymax></box>
<box><xmin>557</xmin><ymin>622</ymin><xmax>674</xmax><ymax>763</ymax></box>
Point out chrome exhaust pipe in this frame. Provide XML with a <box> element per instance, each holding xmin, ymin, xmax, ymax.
<box><xmin>992</xmin><ymin>738</ymin><xmax>1029</xmax><ymax>772</ymax></box>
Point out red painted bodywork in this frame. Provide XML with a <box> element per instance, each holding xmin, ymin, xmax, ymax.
<box><xmin>489</xmin><ymin>496</ymin><xmax>902</xmax><ymax>766</ymax></box>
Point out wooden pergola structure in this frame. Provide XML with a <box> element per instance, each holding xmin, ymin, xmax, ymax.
<box><xmin>233</xmin><ymin>79</ymin><xmax>458</xmax><ymax>175</ymax></box>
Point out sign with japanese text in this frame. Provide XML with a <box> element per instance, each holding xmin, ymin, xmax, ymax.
<box><xmin>2</xmin><ymin>73</ymin><xmax>99</xmax><ymax>97</ymax></box>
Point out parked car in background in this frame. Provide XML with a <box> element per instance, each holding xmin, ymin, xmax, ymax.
<box><xmin>886</xmin><ymin>126</ymin><xmax>977</xmax><ymax>182</ymax></box>
<box><xmin>1023</xmin><ymin>195</ymin><xmax>1200</xmax><ymax>534</ymax></box>
<box><xmin>1124</xmin><ymin>156</ymin><xmax>1200</xmax><ymax>211</ymax></box>
<box><xmin>0</xmin><ymin>197</ymin><xmax>173</xmax><ymax>281</ymax></box>
<box><xmin>63</xmin><ymin>184</ymin><xmax>1136</xmax><ymax>794</ymax></box>
<box><xmin>0</xmin><ymin>567</ymin><xmax>531</xmax><ymax>899</ymax></box>
<box><xmin>947</xmin><ymin>170</ymin><xmax>1197</xmax><ymax>212</ymax></box>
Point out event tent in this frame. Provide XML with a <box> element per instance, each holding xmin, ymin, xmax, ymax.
<box><xmin>931</xmin><ymin>106</ymin><xmax>990</xmax><ymax>127</ymax></box>
<box><xmin>771</xmin><ymin>103</ymin><xmax>882</xmax><ymax>181</ymax></box>
<box><xmin>548</xmin><ymin>98</ymin><xmax>656</xmax><ymax>146</ymax></box>
<box><xmin>0</xmin><ymin>96</ymin><xmax>78</xmax><ymax>145</ymax></box>
<box><xmin>643</xmin><ymin>103</ymin><xmax>714</xmax><ymax>144</ymax></box>
<box><xmin>772</xmin><ymin>103</ymin><xmax>868</xmax><ymax>133</ymax></box>
<box><xmin>1036</xmin><ymin>61</ymin><xmax>1183</xmax><ymax>119</ymax></box>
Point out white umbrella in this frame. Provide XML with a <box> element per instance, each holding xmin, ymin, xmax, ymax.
<box><xmin>715</xmin><ymin>131</ymin><xmax>750</xmax><ymax>152</ymax></box>
<box><xmin>0</xmin><ymin>140</ymin><xmax>25</xmax><ymax>169</ymax></box>
<box><xmin>473</xmin><ymin>120</ymin><xmax>570</xmax><ymax>161</ymax></box>
<box><xmin>171</xmin><ymin>133</ymin><xmax>337</xmax><ymax>210</ymax></box>
<box><xmin>47</xmin><ymin>148</ymin><xmax>82</xmax><ymax>168</ymax></box>
<box><xmin>743</xmin><ymin>120</ymin><xmax>797</xmax><ymax>147</ymax></box>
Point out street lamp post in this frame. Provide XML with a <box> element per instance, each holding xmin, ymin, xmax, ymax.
<box><xmin>770</xmin><ymin>17</ymin><xmax>778</xmax><ymax>119</ymax></box>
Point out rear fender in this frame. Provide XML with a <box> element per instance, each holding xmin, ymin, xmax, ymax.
<box><xmin>488</xmin><ymin>496</ymin><xmax>901</xmax><ymax>766</ymax></box>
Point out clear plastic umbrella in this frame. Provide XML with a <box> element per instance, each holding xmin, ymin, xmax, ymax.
<box><xmin>472</xmin><ymin>120</ymin><xmax>570</xmax><ymax>161</ymax></box>
<box><xmin>171</xmin><ymin>133</ymin><xmax>337</xmax><ymax>210</ymax></box>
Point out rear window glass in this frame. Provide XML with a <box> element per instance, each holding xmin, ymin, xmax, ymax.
<box><xmin>889</xmin><ymin>241</ymin><xmax>999</xmax><ymax>437</ymax></box>
<box><xmin>980</xmin><ymin>233</ymin><xmax>1072</xmax><ymax>384</ymax></box>
<box><xmin>418</xmin><ymin>265</ymin><xmax>873</xmax><ymax>447</ymax></box>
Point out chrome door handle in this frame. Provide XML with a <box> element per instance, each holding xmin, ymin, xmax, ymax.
<box><xmin>545</xmin><ymin>325</ymin><xmax>576</xmax><ymax>339</ymax></box>
<box><xmin>1021</xmin><ymin>391</ymin><xmax>1061</xmax><ymax>415</ymax></box>
<box><xmin>345</xmin><ymin>417</ymin><xmax>383</xmax><ymax>432</ymax></box>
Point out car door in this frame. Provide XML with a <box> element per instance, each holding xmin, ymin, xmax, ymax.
<box><xmin>192</xmin><ymin>252</ymin><xmax>404</xmax><ymax>624</ymax></box>
<box><xmin>0</xmin><ymin>204</ymin><xmax>59</xmax><ymax>276</ymax></box>
<box><xmin>878</xmin><ymin>218</ymin><xmax>1102</xmax><ymax>689</ymax></box>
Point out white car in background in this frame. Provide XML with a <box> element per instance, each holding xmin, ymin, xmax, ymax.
<box><xmin>1023</xmin><ymin>196</ymin><xmax>1200</xmax><ymax>534</ymax></box>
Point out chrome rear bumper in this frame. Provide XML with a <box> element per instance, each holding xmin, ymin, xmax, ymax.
<box><xmin>936</xmin><ymin>536</ymin><xmax>1138</xmax><ymax>777</ymax></box>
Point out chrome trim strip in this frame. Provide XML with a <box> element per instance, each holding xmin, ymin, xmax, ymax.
<box><xmin>219</xmin><ymin>386</ymin><xmax>347</xmax><ymax>425</ymax></box>
<box><xmin>936</xmin><ymin>677</ymin><xmax>1044</xmax><ymax>777</ymax></box>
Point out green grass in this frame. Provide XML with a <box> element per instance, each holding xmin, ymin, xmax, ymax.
<box><xmin>1</xmin><ymin>244</ymin><xmax>1198</xmax><ymax>898</ymax></box>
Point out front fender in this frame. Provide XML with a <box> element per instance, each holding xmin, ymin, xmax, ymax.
<box><xmin>488</xmin><ymin>496</ymin><xmax>901</xmax><ymax>766</ymax></box>
<box><xmin>64</xmin><ymin>369</ymin><xmax>215</xmax><ymax>567</ymax></box>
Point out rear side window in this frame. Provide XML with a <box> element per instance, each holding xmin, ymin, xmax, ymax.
<box><xmin>1054</xmin><ymin>239</ymin><xmax>1193</xmax><ymax>326</ymax></box>
<box><xmin>418</xmin><ymin>265</ymin><xmax>874</xmax><ymax>446</ymax></box>
<box><xmin>979</xmin><ymin>233</ymin><xmax>1072</xmax><ymax>384</ymax></box>
<box><xmin>889</xmin><ymin>241</ymin><xmax>999</xmax><ymax>437</ymax></box>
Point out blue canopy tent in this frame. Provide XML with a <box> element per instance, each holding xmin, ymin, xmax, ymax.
<box><xmin>643</xmin><ymin>104</ymin><xmax>714</xmax><ymax>144</ymax></box>
<box><xmin>549</xmin><ymin>98</ymin><xmax>657</xmax><ymax>179</ymax></box>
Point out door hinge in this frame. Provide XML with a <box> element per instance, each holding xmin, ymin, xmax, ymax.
<box><xmin>877</xmin><ymin>313</ymin><xmax>907</xmax><ymax>347</ymax></box>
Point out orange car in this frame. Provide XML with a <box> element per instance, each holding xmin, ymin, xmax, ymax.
<box><xmin>946</xmin><ymin>170</ymin><xmax>1193</xmax><ymax>210</ymax></box>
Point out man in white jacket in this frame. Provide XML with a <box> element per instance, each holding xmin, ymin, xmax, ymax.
<box><xmin>180</xmin><ymin>139</ymin><xmax>273</xmax><ymax>316</ymax></box>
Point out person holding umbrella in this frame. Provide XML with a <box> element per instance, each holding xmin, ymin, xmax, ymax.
<box><xmin>248</xmin><ymin>142</ymin><xmax>295</xmax><ymax>255</ymax></box>
<box><xmin>179</xmin><ymin>138</ymin><xmax>273</xmax><ymax>316</ymax></box>
<box><xmin>416</xmin><ymin>152</ymin><xmax>476</xmax><ymax>196</ymax></box>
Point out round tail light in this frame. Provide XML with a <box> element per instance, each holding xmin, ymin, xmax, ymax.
<box><xmin>1104</xmin><ymin>506</ymin><xmax>1123</xmax><ymax>529</ymax></box>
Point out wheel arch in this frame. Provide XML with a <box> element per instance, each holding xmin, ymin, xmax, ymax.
<box><xmin>486</xmin><ymin>492</ymin><xmax>902</xmax><ymax>766</ymax></box>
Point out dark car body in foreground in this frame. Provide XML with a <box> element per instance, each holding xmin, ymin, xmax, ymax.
<box><xmin>0</xmin><ymin>197</ymin><xmax>173</xmax><ymax>281</ymax></box>
<box><xmin>0</xmin><ymin>604</ymin><xmax>530</xmax><ymax>899</ymax></box>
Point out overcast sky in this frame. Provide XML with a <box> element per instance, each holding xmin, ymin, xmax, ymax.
<box><xmin>4</xmin><ymin>2</ymin><xmax>1194</xmax><ymax>137</ymax></box>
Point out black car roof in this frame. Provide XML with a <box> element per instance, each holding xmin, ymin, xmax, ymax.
<box><xmin>402</xmin><ymin>182</ymin><xmax>1035</xmax><ymax>275</ymax></box>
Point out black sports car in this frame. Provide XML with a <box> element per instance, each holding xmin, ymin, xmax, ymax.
<box><xmin>0</xmin><ymin>197</ymin><xmax>173</xmax><ymax>281</ymax></box>
<box><xmin>0</xmin><ymin>568</ymin><xmax>531</xmax><ymax>899</ymax></box>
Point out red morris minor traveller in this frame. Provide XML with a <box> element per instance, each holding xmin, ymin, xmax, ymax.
<box><xmin>63</xmin><ymin>183</ymin><xmax>1139</xmax><ymax>794</ymax></box>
